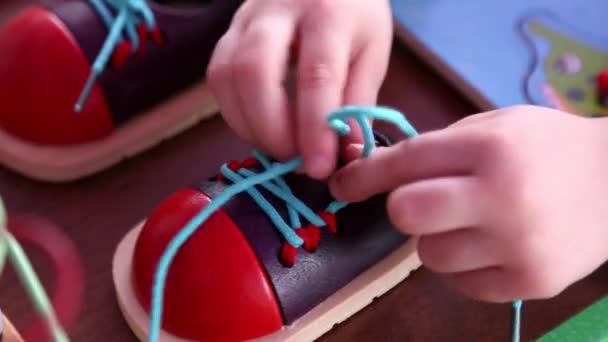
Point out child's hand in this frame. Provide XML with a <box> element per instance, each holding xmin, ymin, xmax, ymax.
<box><xmin>330</xmin><ymin>105</ymin><xmax>608</xmax><ymax>302</ymax></box>
<box><xmin>207</xmin><ymin>0</ymin><xmax>393</xmax><ymax>179</ymax></box>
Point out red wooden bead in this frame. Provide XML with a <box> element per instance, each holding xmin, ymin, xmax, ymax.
<box><xmin>597</xmin><ymin>69</ymin><xmax>608</xmax><ymax>95</ymax></box>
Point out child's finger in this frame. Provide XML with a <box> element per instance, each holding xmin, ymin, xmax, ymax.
<box><xmin>417</xmin><ymin>228</ymin><xmax>499</xmax><ymax>274</ymax></box>
<box><xmin>342</xmin><ymin>20</ymin><xmax>392</xmax><ymax>149</ymax></box>
<box><xmin>339</xmin><ymin>39</ymin><xmax>391</xmax><ymax>152</ymax></box>
<box><xmin>450</xmin><ymin>267</ymin><xmax>520</xmax><ymax>303</ymax></box>
<box><xmin>233</xmin><ymin>15</ymin><xmax>297</xmax><ymax>160</ymax></box>
<box><xmin>207</xmin><ymin>31</ymin><xmax>256</xmax><ymax>145</ymax></box>
<box><xmin>387</xmin><ymin>176</ymin><xmax>484</xmax><ymax>235</ymax></box>
<box><xmin>297</xmin><ymin>12</ymin><xmax>351</xmax><ymax>179</ymax></box>
<box><xmin>449</xmin><ymin>108</ymin><xmax>504</xmax><ymax>128</ymax></box>
<box><xmin>343</xmin><ymin>30</ymin><xmax>390</xmax><ymax>108</ymax></box>
<box><xmin>330</xmin><ymin>128</ymin><xmax>481</xmax><ymax>202</ymax></box>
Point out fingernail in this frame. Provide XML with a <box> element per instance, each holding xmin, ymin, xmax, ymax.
<box><xmin>340</xmin><ymin>143</ymin><xmax>364</xmax><ymax>164</ymax></box>
<box><xmin>347</xmin><ymin>143</ymin><xmax>364</xmax><ymax>156</ymax></box>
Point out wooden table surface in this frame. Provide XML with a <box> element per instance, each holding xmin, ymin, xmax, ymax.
<box><xmin>1</xmin><ymin>2</ymin><xmax>607</xmax><ymax>341</ymax></box>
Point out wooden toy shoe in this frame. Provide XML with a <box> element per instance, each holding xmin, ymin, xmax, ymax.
<box><xmin>0</xmin><ymin>0</ymin><xmax>243</xmax><ymax>182</ymax></box>
<box><xmin>113</xmin><ymin>107</ymin><xmax>423</xmax><ymax>342</ymax></box>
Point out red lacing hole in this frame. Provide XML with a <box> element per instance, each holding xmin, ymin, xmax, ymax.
<box><xmin>296</xmin><ymin>226</ymin><xmax>321</xmax><ymax>252</ymax></box>
<box><xmin>279</xmin><ymin>242</ymin><xmax>297</xmax><ymax>267</ymax></box>
<box><xmin>150</xmin><ymin>26</ymin><xmax>164</xmax><ymax>45</ymax></box>
<box><xmin>318</xmin><ymin>211</ymin><xmax>337</xmax><ymax>234</ymax></box>
<box><xmin>112</xmin><ymin>41</ymin><xmax>133</xmax><ymax>68</ymax></box>
<box><xmin>217</xmin><ymin>157</ymin><xmax>259</xmax><ymax>181</ymax></box>
<box><xmin>136</xmin><ymin>23</ymin><xmax>148</xmax><ymax>58</ymax></box>
<box><xmin>241</xmin><ymin>157</ymin><xmax>259</xmax><ymax>169</ymax></box>
<box><xmin>279</xmin><ymin>225</ymin><xmax>322</xmax><ymax>267</ymax></box>
<box><xmin>227</xmin><ymin>160</ymin><xmax>241</xmax><ymax>171</ymax></box>
<box><xmin>304</xmin><ymin>226</ymin><xmax>321</xmax><ymax>252</ymax></box>
<box><xmin>216</xmin><ymin>160</ymin><xmax>240</xmax><ymax>180</ymax></box>
<box><xmin>112</xmin><ymin>25</ymin><xmax>165</xmax><ymax>68</ymax></box>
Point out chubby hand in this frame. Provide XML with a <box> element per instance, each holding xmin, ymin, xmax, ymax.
<box><xmin>207</xmin><ymin>0</ymin><xmax>393</xmax><ymax>179</ymax></box>
<box><xmin>330</xmin><ymin>105</ymin><xmax>608</xmax><ymax>302</ymax></box>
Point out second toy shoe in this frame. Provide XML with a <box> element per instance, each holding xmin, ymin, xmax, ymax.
<box><xmin>0</xmin><ymin>0</ymin><xmax>243</xmax><ymax>182</ymax></box>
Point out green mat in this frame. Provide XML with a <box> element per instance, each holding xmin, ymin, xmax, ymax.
<box><xmin>538</xmin><ymin>295</ymin><xmax>608</xmax><ymax>342</ymax></box>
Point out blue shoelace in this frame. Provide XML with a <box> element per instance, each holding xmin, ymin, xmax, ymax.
<box><xmin>0</xmin><ymin>198</ymin><xmax>69</xmax><ymax>342</ymax></box>
<box><xmin>512</xmin><ymin>299</ymin><xmax>522</xmax><ymax>342</ymax></box>
<box><xmin>75</xmin><ymin>0</ymin><xmax>160</xmax><ymax>112</ymax></box>
<box><xmin>145</xmin><ymin>105</ymin><xmax>523</xmax><ymax>341</ymax></box>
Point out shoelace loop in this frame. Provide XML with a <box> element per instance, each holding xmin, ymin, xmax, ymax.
<box><xmin>75</xmin><ymin>0</ymin><xmax>163</xmax><ymax>112</ymax></box>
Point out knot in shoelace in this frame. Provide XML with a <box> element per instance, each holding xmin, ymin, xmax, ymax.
<box><xmin>146</xmin><ymin>105</ymin><xmax>523</xmax><ymax>342</ymax></box>
<box><xmin>75</xmin><ymin>0</ymin><xmax>163</xmax><ymax>112</ymax></box>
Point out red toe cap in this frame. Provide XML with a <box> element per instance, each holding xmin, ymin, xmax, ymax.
<box><xmin>0</xmin><ymin>6</ymin><xmax>114</xmax><ymax>145</ymax></box>
<box><xmin>132</xmin><ymin>189</ymin><xmax>283</xmax><ymax>341</ymax></box>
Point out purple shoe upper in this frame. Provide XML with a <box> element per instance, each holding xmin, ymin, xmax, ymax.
<box><xmin>52</xmin><ymin>0</ymin><xmax>243</xmax><ymax>124</ymax></box>
<box><xmin>195</xmin><ymin>132</ymin><xmax>411</xmax><ymax>324</ymax></box>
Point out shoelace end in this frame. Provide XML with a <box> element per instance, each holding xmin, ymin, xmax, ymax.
<box><xmin>74</xmin><ymin>71</ymin><xmax>98</xmax><ymax>112</ymax></box>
